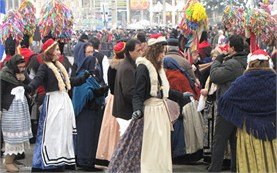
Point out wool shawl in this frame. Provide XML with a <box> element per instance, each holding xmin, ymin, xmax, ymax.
<box><xmin>218</xmin><ymin>70</ymin><xmax>276</xmax><ymax>141</ymax></box>
<box><xmin>0</xmin><ymin>66</ymin><xmax>21</xmax><ymax>85</ymax></box>
<box><xmin>0</xmin><ymin>55</ymin><xmax>25</xmax><ymax>85</ymax></box>
<box><xmin>163</xmin><ymin>57</ymin><xmax>196</xmax><ymax>90</ymax></box>
<box><xmin>72</xmin><ymin>71</ymin><xmax>103</xmax><ymax>116</ymax></box>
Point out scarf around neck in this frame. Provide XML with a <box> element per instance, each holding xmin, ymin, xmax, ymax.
<box><xmin>218</xmin><ymin>70</ymin><xmax>276</xmax><ymax>140</ymax></box>
<box><xmin>44</xmin><ymin>61</ymin><xmax>71</xmax><ymax>91</ymax></box>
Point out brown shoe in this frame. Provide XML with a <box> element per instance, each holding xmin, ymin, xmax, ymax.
<box><xmin>5</xmin><ymin>163</ymin><xmax>19</xmax><ymax>172</ymax></box>
<box><xmin>4</xmin><ymin>155</ymin><xmax>19</xmax><ymax>172</ymax></box>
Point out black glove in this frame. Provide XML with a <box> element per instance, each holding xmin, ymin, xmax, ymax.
<box><xmin>23</xmin><ymin>85</ymin><xmax>33</xmax><ymax>94</ymax></box>
<box><xmin>215</xmin><ymin>54</ymin><xmax>227</xmax><ymax>63</ymax></box>
<box><xmin>183</xmin><ymin>92</ymin><xmax>194</xmax><ymax>103</ymax></box>
<box><xmin>183</xmin><ymin>92</ymin><xmax>193</xmax><ymax>98</ymax></box>
<box><xmin>93</xmin><ymin>85</ymin><xmax>109</xmax><ymax>97</ymax></box>
<box><xmin>132</xmin><ymin>110</ymin><xmax>143</xmax><ymax>120</ymax></box>
<box><xmin>83</xmin><ymin>70</ymin><xmax>91</xmax><ymax>79</ymax></box>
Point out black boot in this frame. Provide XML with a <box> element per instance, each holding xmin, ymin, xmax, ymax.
<box><xmin>14</xmin><ymin>152</ymin><xmax>25</xmax><ymax>160</ymax></box>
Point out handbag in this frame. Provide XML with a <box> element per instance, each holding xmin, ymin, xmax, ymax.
<box><xmin>163</xmin><ymin>99</ymin><xmax>180</xmax><ymax>124</ymax></box>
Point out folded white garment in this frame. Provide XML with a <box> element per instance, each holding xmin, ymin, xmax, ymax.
<box><xmin>11</xmin><ymin>86</ymin><xmax>25</xmax><ymax>102</ymax></box>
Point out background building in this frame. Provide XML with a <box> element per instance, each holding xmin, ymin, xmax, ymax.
<box><xmin>5</xmin><ymin>0</ymin><xmax>22</xmax><ymax>10</ymax></box>
<box><xmin>3</xmin><ymin>0</ymin><xmax>276</xmax><ymax>30</ymax></box>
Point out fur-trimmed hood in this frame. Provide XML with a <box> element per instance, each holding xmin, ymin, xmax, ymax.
<box><xmin>109</xmin><ymin>58</ymin><xmax>124</xmax><ymax>70</ymax></box>
<box><xmin>136</xmin><ymin>57</ymin><xmax>169</xmax><ymax>98</ymax></box>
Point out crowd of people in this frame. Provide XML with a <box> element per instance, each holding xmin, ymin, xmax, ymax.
<box><xmin>0</xmin><ymin>1</ymin><xmax>276</xmax><ymax>172</ymax></box>
<box><xmin>0</xmin><ymin>23</ymin><xmax>276</xmax><ymax>172</ymax></box>
<box><xmin>0</xmin><ymin>0</ymin><xmax>277</xmax><ymax>173</ymax></box>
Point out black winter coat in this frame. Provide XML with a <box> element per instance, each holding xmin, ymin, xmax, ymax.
<box><xmin>107</xmin><ymin>67</ymin><xmax>116</xmax><ymax>94</ymax></box>
<box><xmin>1</xmin><ymin>71</ymin><xmax>31</xmax><ymax>111</ymax></box>
<box><xmin>210</xmin><ymin>52</ymin><xmax>247</xmax><ymax>100</ymax></box>
<box><xmin>112</xmin><ymin>56</ymin><xmax>136</xmax><ymax>120</ymax></box>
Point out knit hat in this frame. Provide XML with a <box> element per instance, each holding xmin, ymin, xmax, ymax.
<box><xmin>247</xmin><ymin>49</ymin><xmax>270</xmax><ymax>63</ymax></box>
<box><xmin>114</xmin><ymin>42</ymin><xmax>126</xmax><ymax>54</ymax></box>
<box><xmin>42</xmin><ymin>38</ymin><xmax>57</xmax><ymax>53</ymax></box>
<box><xmin>148</xmin><ymin>33</ymin><xmax>167</xmax><ymax>46</ymax></box>
<box><xmin>79</xmin><ymin>33</ymin><xmax>89</xmax><ymax>42</ymax></box>
<box><xmin>167</xmin><ymin>38</ymin><xmax>179</xmax><ymax>47</ymax></box>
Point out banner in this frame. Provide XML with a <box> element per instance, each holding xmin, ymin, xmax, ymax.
<box><xmin>130</xmin><ymin>0</ymin><xmax>149</xmax><ymax>10</ymax></box>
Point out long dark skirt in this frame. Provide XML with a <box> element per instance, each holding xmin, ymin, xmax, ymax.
<box><xmin>108</xmin><ymin>118</ymin><xmax>143</xmax><ymax>173</ymax></box>
<box><xmin>171</xmin><ymin>118</ymin><xmax>186</xmax><ymax>158</ymax></box>
<box><xmin>76</xmin><ymin>108</ymin><xmax>103</xmax><ymax>168</ymax></box>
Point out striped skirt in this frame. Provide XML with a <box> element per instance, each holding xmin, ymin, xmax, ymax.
<box><xmin>2</xmin><ymin>96</ymin><xmax>32</xmax><ymax>155</ymax></box>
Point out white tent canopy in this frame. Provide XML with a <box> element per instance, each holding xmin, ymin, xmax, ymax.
<box><xmin>176</xmin><ymin>1</ymin><xmax>185</xmax><ymax>11</ymax></box>
<box><xmin>165</xmin><ymin>2</ymin><xmax>173</xmax><ymax>12</ymax></box>
<box><xmin>152</xmin><ymin>2</ymin><xmax>178</xmax><ymax>12</ymax></box>
<box><xmin>126</xmin><ymin>23</ymin><xmax>145</xmax><ymax>30</ymax></box>
<box><xmin>152</xmin><ymin>1</ymin><xmax>163</xmax><ymax>13</ymax></box>
<box><xmin>138</xmin><ymin>19</ymin><xmax>151</xmax><ymax>26</ymax></box>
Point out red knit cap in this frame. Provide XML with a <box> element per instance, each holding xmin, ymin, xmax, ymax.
<box><xmin>114</xmin><ymin>42</ymin><xmax>126</xmax><ymax>54</ymax></box>
<box><xmin>42</xmin><ymin>38</ymin><xmax>57</xmax><ymax>52</ymax></box>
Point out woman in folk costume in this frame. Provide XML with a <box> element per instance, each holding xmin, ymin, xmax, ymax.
<box><xmin>0</xmin><ymin>55</ymin><xmax>33</xmax><ymax>172</ymax></box>
<box><xmin>218</xmin><ymin>49</ymin><xmax>276</xmax><ymax>173</ymax></box>
<box><xmin>24</xmin><ymin>39</ymin><xmax>89</xmax><ymax>171</ymax></box>
<box><xmin>72</xmin><ymin>43</ymin><xmax>107</xmax><ymax>171</ymax></box>
<box><xmin>133</xmin><ymin>35</ymin><xmax>192</xmax><ymax>172</ymax></box>
<box><xmin>108</xmin><ymin>34</ymin><xmax>191</xmax><ymax>173</ymax></box>
<box><xmin>95</xmin><ymin>42</ymin><xmax>125</xmax><ymax>168</ymax></box>
<box><xmin>163</xmin><ymin>57</ymin><xmax>199</xmax><ymax>161</ymax></box>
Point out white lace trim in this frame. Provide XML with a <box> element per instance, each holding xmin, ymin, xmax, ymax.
<box><xmin>3</xmin><ymin>129</ymin><xmax>32</xmax><ymax>138</ymax></box>
<box><xmin>4</xmin><ymin>141</ymin><xmax>30</xmax><ymax>156</ymax></box>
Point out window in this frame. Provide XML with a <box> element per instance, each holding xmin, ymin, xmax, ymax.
<box><xmin>15</xmin><ymin>0</ymin><xmax>19</xmax><ymax>8</ymax></box>
<box><xmin>8</xmin><ymin>0</ymin><xmax>13</xmax><ymax>9</ymax></box>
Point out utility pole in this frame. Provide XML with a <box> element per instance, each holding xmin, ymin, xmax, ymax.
<box><xmin>149</xmin><ymin>0</ymin><xmax>153</xmax><ymax>25</ymax></box>
<box><xmin>111</xmin><ymin>0</ymin><xmax>117</xmax><ymax>27</ymax></box>
<box><xmin>126</xmin><ymin>0</ymin><xmax>130</xmax><ymax>24</ymax></box>
<box><xmin>163</xmin><ymin>0</ymin><xmax>166</xmax><ymax>25</ymax></box>
<box><xmin>102</xmin><ymin>4</ymin><xmax>107</xmax><ymax>28</ymax></box>
<box><xmin>172</xmin><ymin>0</ymin><xmax>176</xmax><ymax>26</ymax></box>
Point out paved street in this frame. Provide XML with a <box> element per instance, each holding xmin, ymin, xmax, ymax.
<box><xmin>0</xmin><ymin>144</ymin><xmax>212</xmax><ymax>172</ymax></box>
<box><xmin>0</xmin><ymin>56</ymin><xmax>214</xmax><ymax>173</ymax></box>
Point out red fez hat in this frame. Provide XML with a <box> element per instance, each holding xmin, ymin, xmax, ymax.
<box><xmin>114</xmin><ymin>42</ymin><xmax>126</xmax><ymax>54</ymax></box>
